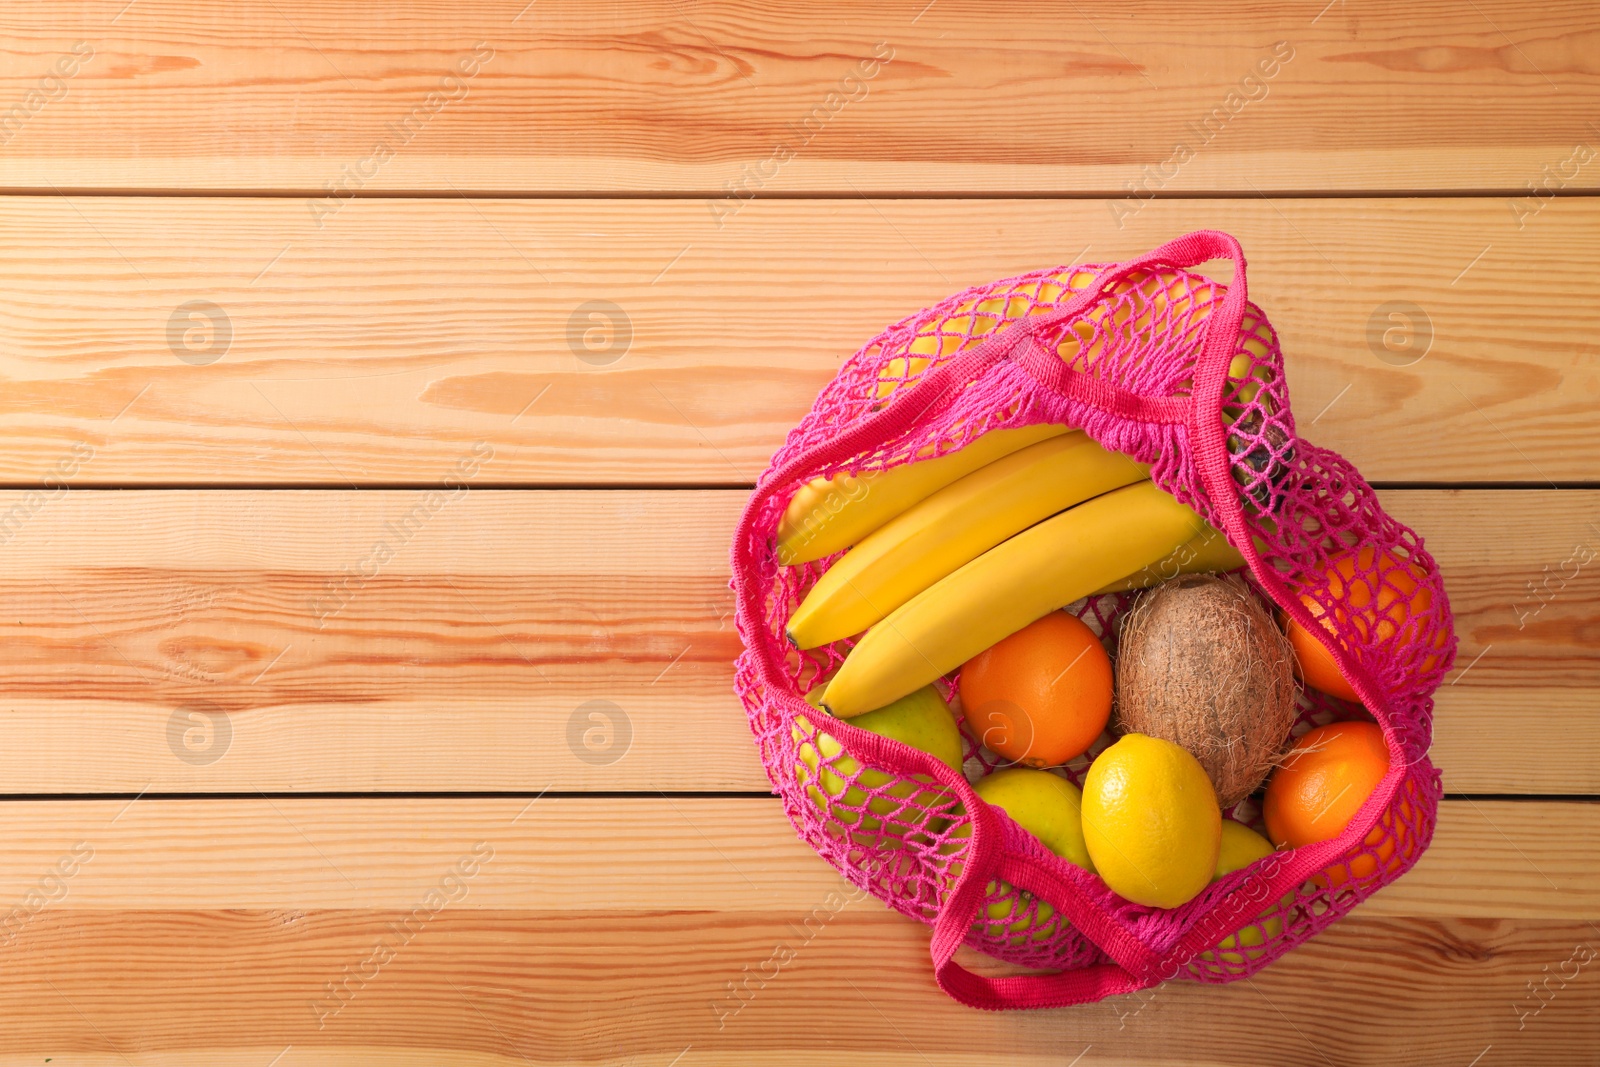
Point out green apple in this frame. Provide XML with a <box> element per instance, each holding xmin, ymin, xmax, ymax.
<box><xmin>1201</xmin><ymin>820</ymin><xmax>1290</xmax><ymax>971</ymax></box>
<box><xmin>973</xmin><ymin>767</ymin><xmax>1095</xmax><ymax>872</ymax></box>
<box><xmin>977</xmin><ymin>879</ymin><xmax>1062</xmax><ymax>944</ymax></box>
<box><xmin>962</xmin><ymin>768</ymin><xmax>1095</xmax><ymax>945</ymax></box>
<box><xmin>792</xmin><ymin>683</ymin><xmax>963</xmax><ymax>843</ymax></box>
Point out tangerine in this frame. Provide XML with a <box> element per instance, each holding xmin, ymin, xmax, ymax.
<box><xmin>1264</xmin><ymin>721</ymin><xmax>1409</xmax><ymax>884</ymax></box>
<box><xmin>960</xmin><ymin>611</ymin><xmax>1112</xmax><ymax>767</ymax></box>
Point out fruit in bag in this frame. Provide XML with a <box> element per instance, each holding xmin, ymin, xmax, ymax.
<box><xmin>793</xmin><ymin>684</ymin><xmax>963</xmax><ymax>843</ymax></box>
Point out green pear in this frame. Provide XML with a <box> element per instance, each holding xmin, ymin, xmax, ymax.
<box><xmin>792</xmin><ymin>683</ymin><xmax>963</xmax><ymax>843</ymax></box>
<box><xmin>1215</xmin><ymin>819</ymin><xmax>1275</xmax><ymax>877</ymax></box>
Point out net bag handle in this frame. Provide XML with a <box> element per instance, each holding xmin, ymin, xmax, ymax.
<box><xmin>742</xmin><ymin>231</ymin><xmax>1248</xmax><ymax>518</ymax></box>
<box><xmin>926</xmin><ymin>230</ymin><xmax>1255</xmax><ymax>1010</ymax></box>
<box><xmin>930</xmin><ymin>799</ymin><xmax>1160</xmax><ymax>1009</ymax></box>
<box><xmin>979</xmin><ymin>227</ymin><xmax>1248</xmax><ymax>426</ymax></box>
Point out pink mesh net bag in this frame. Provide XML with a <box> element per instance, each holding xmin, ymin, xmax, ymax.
<box><xmin>729</xmin><ymin>231</ymin><xmax>1455</xmax><ymax>1010</ymax></box>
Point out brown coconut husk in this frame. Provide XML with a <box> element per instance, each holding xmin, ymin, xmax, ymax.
<box><xmin>1114</xmin><ymin>573</ymin><xmax>1298</xmax><ymax>808</ymax></box>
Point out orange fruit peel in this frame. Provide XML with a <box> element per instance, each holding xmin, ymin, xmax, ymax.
<box><xmin>960</xmin><ymin>611</ymin><xmax>1113</xmax><ymax>768</ymax></box>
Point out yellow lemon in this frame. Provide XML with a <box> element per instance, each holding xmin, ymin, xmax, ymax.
<box><xmin>1201</xmin><ymin>821</ymin><xmax>1290</xmax><ymax>971</ymax></box>
<box><xmin>1081</xmin><ymin>734</ymin><xmax>1220</xmax><ymax>909</ymax></box>
<box><xmin>793</xmin><ymin>683</ymin><xmax>963</xmax><ymax>841</ymax></box>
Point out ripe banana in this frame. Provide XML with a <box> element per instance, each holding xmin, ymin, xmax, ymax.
<box><xmin>776</xmin><ymin>423</ymin><xmax>1069</xmax><ymax>565</ymax></box>
<box><xmin>787</xmin><ymin>432</ymin><xmax>1148</xmax><ymax>649</ymax></box>
<box><xmin>1093</xmin><ymin>524</ymin><xmax>1245</xmax><ymax>594</ymax></box>
<box><xmin>821</xmin><ymin>481</ymin><xmax>1206</xmax><ymax>718</ymax></box>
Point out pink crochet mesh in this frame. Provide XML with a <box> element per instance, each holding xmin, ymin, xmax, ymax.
<box><xmin>729</xmin><ymin>231</ymin><xmax>1455</xmax><ymax>1010</ymax></box>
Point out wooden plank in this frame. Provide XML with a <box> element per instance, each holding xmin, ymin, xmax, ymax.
<box><xmin>0</xmin><ymin>3</ymin><xmax>1596</xmax><ymax>194</ymax></box>
<box><xmin>0</xmin><ymin>796</ymin><xmax>1586</xmax><ymax>917</ymax></box>
<box><xmin>0</xmin><ymin>487</ymin><xmax>1590</xmax><ymax>795</ymax></box>
<box><xmin>0</xmin><ymin>488</ymin><xmax>748</xmax><ymax>794</ymax></box>
<box><xmin>1382</xmin><ymin>490</ymin><xmax>1600</xmax><ymax>795</ymax></box>
<box><xmin>11</xmin><ymin>916</ymin><xmax>1597</xmax><ymax>1066</ymax></box>
<box><xmin>0</xmin><ymin>196</ymin><xmax>1596</xmax><ymax>486</ymax></box>
<box><xmin>0</xmin><ymin>797</ymin><xmax>1589</xmax><ymax>1065</ymax></box>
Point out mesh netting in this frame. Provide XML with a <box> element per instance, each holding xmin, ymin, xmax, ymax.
<box><xmin>729</xmin><ymin>231</ymin><xmax>1454</xmax><ymax>1009</ymax></box>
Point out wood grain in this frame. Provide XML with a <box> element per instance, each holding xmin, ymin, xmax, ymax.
<box><xmin>0</xmin><ymin>797</ymin><xmax>1588</xmax><ymax>1066</ymax></box>
<box><xmin>0</xmin><ymin>487</ymin><xmax>1589</xmax><ymax>794</ymax></box>
<box><xmin>0</xmin><ymin>196</ymin><xmax>1595</xmax><ymax>486</ymax></box>
<box><xmin>0</xmin><ymin>2</ymin><xmax>1596</xmax><ymax>194</ymax></box>
<box><xmin>0</xmin><ymin>3</ymin><xmax>1590</xmax><ymax>1060</ymax></box>
<box><xmin>12</xmin><ymin>916</ymin><xmax>1597</xmax><ymax>1066</ymax></box>
<box><xmin>0</xmin><ymin>796</ymin><xmax>1587</xmax><ymax>916</ymax></box>
<box><xmin>1381</xmin><ymin>490</ymin><xmax>1600</xmax><ymax>794</ymax></box>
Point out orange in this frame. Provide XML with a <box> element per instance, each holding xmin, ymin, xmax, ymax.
<box><xmin>1285</xmin><ymin>546</ymin><xmax>1448</xmax><ymax>702</ymax></box>
<box><xmin>1285</xmin><ymin>616</ymin><xmax>1357</xmax><ymax>701</ymax></box>
<box><xmin>1264</xmin><ymin>721</ymin><xmax>1409</xmax><ymax>884</ymax></box>
<box><xmin>1322</xmin><ymin>779</ymin><xmax>1417</xmax><ymax>887</ymax></box>
<box><xmin>960</xmin><ymin>611</ymin><xmax>1112</xmax><ymax>768</ymax></box>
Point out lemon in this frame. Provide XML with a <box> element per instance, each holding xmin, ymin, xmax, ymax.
<box><xmin>793</xmin><ymin>683</ymin><xmax>963</xmax><ymax>840</ymax></box>
<box><xmin>974</xmin><ymin>768</ymin><xmax>1095</xmax><ymax>871</ymax></box>
<box><xmin>1201</xmin><ymin>820</ymin><xmax>1289</xmax><ymax>970</ymax></box>
<box><xmin>1081</xmin><ymin>733</ymin><xmax>1220</xmax><ymax>908</ymax></box>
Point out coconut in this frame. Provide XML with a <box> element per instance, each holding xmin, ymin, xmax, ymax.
<box><xmin>1114</xmin><ymin>574</ymin><xmax>1297</xmax><ymax>808</ymax></box>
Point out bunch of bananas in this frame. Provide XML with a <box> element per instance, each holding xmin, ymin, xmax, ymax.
<box><xmin>779</xmin><ymin>420</ymin><xmax>1243</xmax><ymax>718</ymax></box>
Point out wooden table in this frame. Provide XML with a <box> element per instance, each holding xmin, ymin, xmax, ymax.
<box><xmin>0</xmin><ymin>3</ymin><xmax>1594</xmax><ymax>1063</ymax></box>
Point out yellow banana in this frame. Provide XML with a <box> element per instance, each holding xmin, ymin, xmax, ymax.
<box><xmin>821</xmin><ymin>481</ymin><xmax>1206</xmax><ymax>718</ymax></box>
<box><xmin>1093</xmin><ymin>524</ymin><xmax>1245</xmax><ymax>594</ymax></box>
<box><xmin>775</xmin><ymin>423</ymin><xmax>1070</xmax><ymax>565</ymax></box>
<box><xmin>787</xmin><ymin>433</ymin><xmax>1148</xmax><ymax>649</ymax></box>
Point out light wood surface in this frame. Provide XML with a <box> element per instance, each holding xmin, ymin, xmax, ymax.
<box><xmin>0</xmin><ymin>196</ymin><xmax>1595</xmax><ymax>486</ymax></box>
<box><xmin>0</xmin><ymin>798</ymin><xmax>1588</xmax><ymax>1066</ymax></box>
<box><xmin>0</xmin><ymin>797</ymin><xmax>1588</xmax><ymax>915</ymax></box>
<box><xmin>0</xmin><ymin>488</ymin><xmax>1590</xmax><ymax>794</ymax></box>
<box><xmin>6</xmin><ymin>919</ymin><xmax>1591</xmax><ymax>1067</ymax></box>
<box><xmin>0</xmin><ymin>2</ymin><xmax>1596</xmax><ymax>194</ymax></box>
<box><xmin>3</xmin><ymin>1</ymin><xmax>1595</xmax><ymax>1061</ymax></box>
